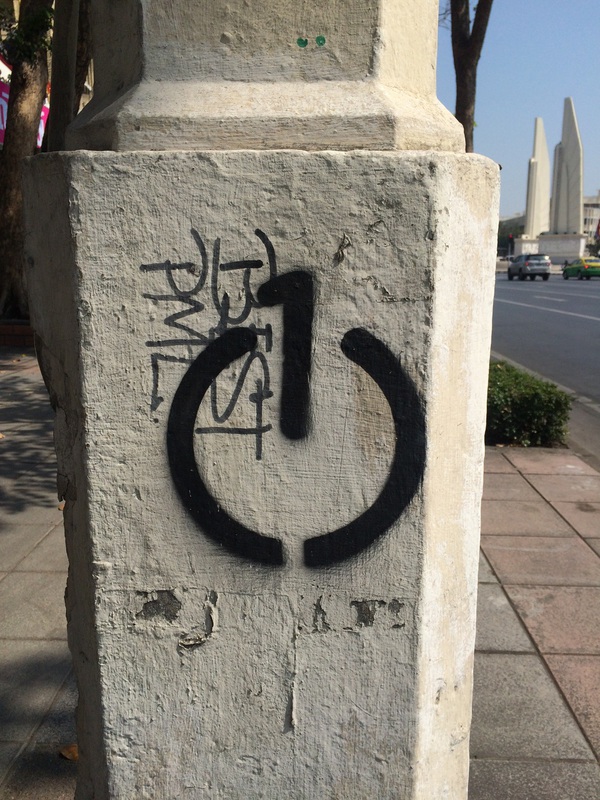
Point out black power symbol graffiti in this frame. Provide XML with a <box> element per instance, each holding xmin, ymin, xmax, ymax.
<box><xmin>167</xmin><ymin>271</ymin><xmax>426</xmax><ymax>568</ymax></box>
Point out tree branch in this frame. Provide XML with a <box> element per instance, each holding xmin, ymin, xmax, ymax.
<box><xmin>450</xmin><ymin>0</ymin><xmax>472</xmax><ymax>52</ymax></box>
<box><xmin>470</xmin><ymin>0</ymin><xmax>494</xmax><ymax>62</ymax></box>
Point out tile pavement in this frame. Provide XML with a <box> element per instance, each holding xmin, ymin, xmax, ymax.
<box><xmin>0</xmin><ymin>348</ymin><xmax>75</xmax><ymax>800</ymax></box>
<box><xmin>474</xmin><ymin>446</ymin><xmax>600</xmax><ymax>799</ymax></box>
<box><xmin>1</xmin><ymin>347</ymin><xmax>600</xmax><ymax>798</ymax></box>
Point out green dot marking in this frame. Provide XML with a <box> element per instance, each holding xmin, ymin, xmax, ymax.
<box><xmin>316</xmin><ymin>35</ymin><xmax>326</xmax><ymax>47</ymax></box>
<box><xmin>297</xmin><ymin>37</ymin><xmax>308</xmax><ymax>48</ymax></box>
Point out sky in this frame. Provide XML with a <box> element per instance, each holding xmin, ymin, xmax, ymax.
<box><xmin>436</xmin><ymin>0</ymin><xmax>600</xmax><ymax>217</ymax></box>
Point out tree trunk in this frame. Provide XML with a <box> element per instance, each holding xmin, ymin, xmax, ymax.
<box><xmin>0</xmin><ymin>0</ymin><xmax>52</xmax><ymax>318</ymax></box>
<box><xmin>449</xmin><ymin>0</ymin><xmax>494</xmax><ymax>154</ymax></box>
<box><xmin>73</xmin><ymin>0</ymin><xmax>91</xmax><ymax>115</ymax></box>
<box><xmin>454</xmin><ymin>59</ymin><xmax>477</xmax><ymax>153</ymax></box>
<box><xmin>47</xmin><ymin>0</ymin><xmax>92</xmax><ymax>151</ymax></box>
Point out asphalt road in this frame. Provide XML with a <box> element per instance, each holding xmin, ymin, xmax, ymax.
<box><xmin>492</xmin><ymin>272</ymin><xmax>600</xmax><ymax>405</ymax></box>
<box><xmin>492</xmin><ymin>270</ymin><xmax>600</xmax><ymax>469</ymax></box>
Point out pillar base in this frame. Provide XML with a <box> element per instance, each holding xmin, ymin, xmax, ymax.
<box><xmin>66</xmin><ymin>81</ymin><xmax>464</xmax><ymax>152</ymax></box>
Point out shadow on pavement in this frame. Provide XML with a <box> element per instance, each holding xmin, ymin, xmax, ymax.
<box><xmin>1</xmin><ymin>749</ymin><xmax>77</xmax><ymax>800</ymax></box>
<box><xmin>1</xmin><ymin>652</ymin><xmax>77</xmax><ymax>799</ymax></box>
<box><xmin>0</xmin><ymin>650</ymin><xmax>74</xmax><ymax>742</ymax></box>
<box><xmin>0</xmin><ymin>356</ymin><xmax>58</xmax><ymax>523</ymax></box>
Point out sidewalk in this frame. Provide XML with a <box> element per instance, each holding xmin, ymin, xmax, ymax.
<box><xmin>1</xmin><ymin>347</ymin><xmax>599</xmax><ymax>799</ymax></box>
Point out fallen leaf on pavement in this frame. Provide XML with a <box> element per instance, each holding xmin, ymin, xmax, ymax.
<box><xmin>59</xmin><ymin>744</ymin><xmax>79</xmax><ymax>761</ymax></box>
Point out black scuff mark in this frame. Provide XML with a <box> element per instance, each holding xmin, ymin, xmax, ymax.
<box><xmin>350</xmin><ymin>599</ymin><xmax>386</xmax><ymax>627</ymax></box>
<box><xmin>136</xmin><ymin>590</ymin><xmax>181</xmax><ymax>622</ymax></box>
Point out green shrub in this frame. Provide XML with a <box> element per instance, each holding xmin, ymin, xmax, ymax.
<box><xmin>486</xmin><ymin>361</ymin><xmax>572</xmax><ymax>447</ymax></box>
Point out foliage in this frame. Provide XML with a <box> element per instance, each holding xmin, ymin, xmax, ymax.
<box><xmin>0</xmin><ymin>6</ymin><xmax>53</xmax><ymax>67</ymax></box>
<box><xmin>486</xmin><ymin>361</ymin><xmax>572</xmax><ymax>447</ymax></box>
<box><xmin>587</xmin><ymin>240</ymin><xmax>600</xmax><ymax>257</ymax></box>
<box><xmin>497</xmin><ymin>216</ymin><xmax>525</xmax><ymax>256</ymax></box>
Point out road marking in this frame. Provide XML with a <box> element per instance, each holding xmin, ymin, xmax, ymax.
<box><xmin>533</xmin><ymin>296</ymin><xmax>565</xmax><ymax>302</ymax></box>
<box><xmin>497</xmin><ymin>287</ymin><xmax>600</xmax><ymax>298</ymax></box>
<box><xmin>495</xmin><ymin>298</ymin><xmax>600</xmax><ymax>322</ymax></box>
<box><xmin>496</xmin><ymin>283</ymin><xmax>600</xmax><ymax>296</ymax></box>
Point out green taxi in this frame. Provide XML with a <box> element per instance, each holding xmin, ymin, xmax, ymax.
<box><xmin>562</xmin><ymin>258</ymin><xmax>600</xmax><ymax>280</ymax></box>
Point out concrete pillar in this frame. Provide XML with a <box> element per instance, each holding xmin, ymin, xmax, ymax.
<box><xmin>66</xmin><ymin>0</ymin><xmax>464</xmax><ymax>152</ymax></box>
<box><xmin>24</xmin><ymin>2</ymin><xmax>499</xmax><ymax>798</ymax></box>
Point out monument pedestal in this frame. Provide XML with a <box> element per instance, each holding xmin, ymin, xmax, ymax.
<box><xmin>25</xmin><ymin>149</ymin><xmax>498</xmax><ymax>798</ymax></box>
<box><xmin>539</xmin><ymin>233</ymin><xmax>587</xmax><ymax>261</ymax></box>
<box><xmin>515</xmin><ymin>233</ymin><xmax>586</xmax><ymax>261</ymax></box>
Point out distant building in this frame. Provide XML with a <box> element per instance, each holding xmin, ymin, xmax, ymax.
<box><xmin>584</xmin><ymin>192</ymin><xmax>600</xmax><ymax>246</ymax></box>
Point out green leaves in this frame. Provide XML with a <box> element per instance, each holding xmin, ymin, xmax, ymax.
<box><xmin>486</xmin><ymin>361</ymin><xmax>572</xmax><ymax>448</ymax></box>
<box><xmin>0</xmin><ymin>6</ymin><xmax>53</xmax><ymax>67</ymax></box>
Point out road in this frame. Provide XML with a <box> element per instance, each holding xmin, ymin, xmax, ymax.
<box><xmin>492</xmin><ymin>272</ymin><xmax>600</xmax><ymax>405</ymax></box>
<box><xmin>492</xmin><ymin>271</ymin><xmax>600</xmax><ymax>469</ymax></box>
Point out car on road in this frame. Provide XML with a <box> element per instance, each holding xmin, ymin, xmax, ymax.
<box><xmin>562</xmin><ymin>257</ymin><xmax>600</xmax><ymax>280</ymax></box>
<box><xmin>507</xmin><ymin>254</ymin><xmax>552</xmax><ymax>281</ymax></box>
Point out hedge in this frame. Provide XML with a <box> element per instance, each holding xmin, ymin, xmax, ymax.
<box><xmin>486</xmin><ymin>361</ymin><xmax>572</xmax><ymax>447</ymax></box>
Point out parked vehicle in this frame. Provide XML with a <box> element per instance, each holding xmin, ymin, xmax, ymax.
<box><xmin>507</xmin><ymin>254</ymin><xmax>552</xmax><ymax>281</ymax></box>
<box><xmin>562</xmin><ymin>257</ymin><xmax>600</xmax><ymax>280</ymax></box>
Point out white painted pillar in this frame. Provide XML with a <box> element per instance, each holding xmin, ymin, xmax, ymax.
<box><xmin>24</xmin><ymin>2</ymin><xmax>499</xmax><ymax>798</ymax></box>
<box><xmin>66</xmin><ymin>0</ymin><xmax>464</xmax><ymax>153</ymax></box>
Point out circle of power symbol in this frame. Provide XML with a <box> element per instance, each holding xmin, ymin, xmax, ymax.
<box><xmin>167</xmin><ymin>271</ymin><xmax>426</xmax><ymax>568</ymax></box>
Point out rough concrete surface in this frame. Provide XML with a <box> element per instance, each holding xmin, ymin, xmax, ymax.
<box><xmin>23</xmin><ymin>149</ymin><xmax>498</xmax><ymax>799</ymax></box>
<box><xmin>67</xmin><ymin>0</ymin><xmax>464</xmax><ymax>153</ymax></box>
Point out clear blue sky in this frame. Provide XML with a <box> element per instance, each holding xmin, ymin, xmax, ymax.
<box><xmin>436</xmin><ymin>0</ymin><xmax>600</xmax><ymax>217</ymax></box>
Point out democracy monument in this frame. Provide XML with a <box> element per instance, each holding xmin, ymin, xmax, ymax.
<box><xmin>515</xmin><ymin>97</ymin><xmax>587</xmax><ymax>260</ymax></box>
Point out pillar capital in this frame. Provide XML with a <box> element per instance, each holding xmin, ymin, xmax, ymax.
<box><xmin>67</xmin><ymin>0</ymin><xmax>463</xmax><ymax>152</ymax></box>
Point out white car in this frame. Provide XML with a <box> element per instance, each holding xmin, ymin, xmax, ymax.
<box><xmin>507</xmin><ymin>254</ymin><xmax>551</xmax><ymax>281</ymax></box>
